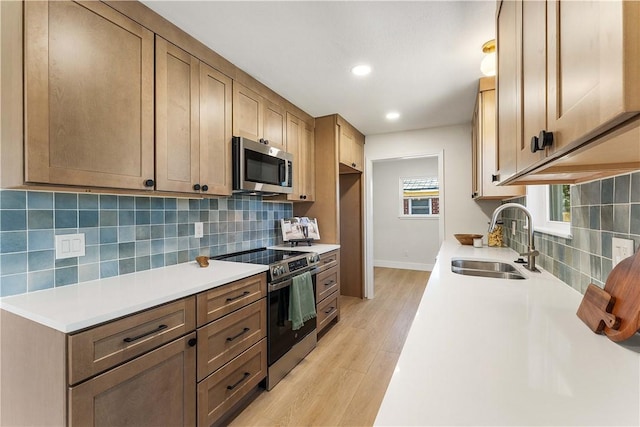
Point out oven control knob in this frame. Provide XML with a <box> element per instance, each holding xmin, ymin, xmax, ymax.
<box><xmin>308</xmin><ymin>254</ymin><xmax>320</xmax><ymax>264</ymax></box>
<box><xmin>272</xmin><ymin>266</ymin><xmax>285</xmax><ymax>277</ymax></box>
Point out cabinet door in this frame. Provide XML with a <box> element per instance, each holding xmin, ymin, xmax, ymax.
<box><xmin>155</xmin><ymin>36</ymin><xmax>200</xmax><ymax>193</ymax></box>
<box><xmin>233</xmin><ymin>82</ymin><xmax>263</xmax><ymax>142</ymax></box>
<box><xmin>471</xmin><ymin>93</ymin><xmax>481</xmax><ymax>198</ymax></box>
<box><xmin>302</xmin><ymin>121</ymin><xmax>316</xmax><ymax>201</ymax></box>
<box><xmin>518</xmin><ymin>0</ymin><xmax>547</xmax><ymax>172</ymax></box>
<box><xmin>352</xmin><ymin>133</ymin><xmax>364</xmax><ymax>172</ymax></box>
<box><xmin>263</xmin><ymin>100</ymin><xmax>286</xmax><ymax>149</ymax></box>
<box><xmin>339</xmin><ymin>124</ymin><xmax>355</xmax><ymax>168</ymax></box>
<box><xmin>495</xmin><ymin>0</ymin><xmax>521</xmax><ymax>183</ymax></box>
<box><xmin>286</xmin><ymin>112</ymin><xmax>303</xmax><ymax>201</ymax></box>
<box><xmin>24</xmin><ymin>1</ymin><xmax>154</xmax><ymax>190</ymax></box>
<box><xmin>69</xmin><ymin>333</ymin><xmax>196</xmax><ymax>427</ymax></box>
<box><xmin>546</xmin><ymin>0</ymin><xmax>640</xmax><ymax>154</ymax></box>
<box><xmin>200</xmin><ymin>62</ymin><xmax>233</xmax><ymax>196</ymax></box>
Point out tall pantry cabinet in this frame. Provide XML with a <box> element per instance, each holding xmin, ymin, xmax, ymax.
<box><xmin>295</xmin><ymin>114</ymin><xmax>365</xmax><ymax>299</ymax></box>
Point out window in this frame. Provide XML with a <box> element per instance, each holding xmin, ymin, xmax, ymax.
<box><xmin>528</xmin><ymin>184</ymin><xmax>571</xmax><ymax>238</ymax></box>
<box><xmin>400</xmin><ymin>177</ymin><xmax>439</xmax><ymax>218</ymax></box>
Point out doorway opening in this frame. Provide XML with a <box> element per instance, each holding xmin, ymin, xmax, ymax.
<box><xmin>365</xmin><ymin>153</ymin><xmax>444</xmax><ymax>298</ymax></box>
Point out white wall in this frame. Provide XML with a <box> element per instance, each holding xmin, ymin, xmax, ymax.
<box><xmin>372</xmin><ymin>157</ymin><xmax>440</xmax><ymax>271</ymax></box>
<box><xmin>366</xmin><ymin>124</ymin><xmax>499</xmax><ymax>241</ymax></box>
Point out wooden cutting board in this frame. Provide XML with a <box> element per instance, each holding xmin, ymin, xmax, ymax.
<box><xmin>603</xmin><ymin>249</ymin><xmax>640</xmax><ymax>342</ymax></box>
<box><xmin>576</xmin><ymin>284</ymin><xmax>620</xmax><ymax>333</ymax></box>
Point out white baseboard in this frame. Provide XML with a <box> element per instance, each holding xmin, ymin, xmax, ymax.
<box><xmin>373</xmin><ymin>259</ymin><xmax>433</xmax><ymax>272</ymax></box>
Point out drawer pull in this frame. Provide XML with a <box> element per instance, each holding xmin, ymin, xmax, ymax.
<box><xmin>226</xmin><ymin>291</ymin><xmax>250</xmax><ymax>302</ymax></box>
<box><xmin>324</xmin><ymin>306</ymin><xmax>336</xmax><ymax>314</ymax></box>
<box><xmin>227</xmin><ymin>372</ymin><xmax>251</xmax><ymax>390</ymax></box>
<box><xmin>226</xmin><ymin>327</ymin><xmax>250</xmax><ymax>342</ymax></box>
<box><xmin>324</xmin><ymin>280</ymin><xmax>335</xmax><ymax>286</ymax></box>
<box><xmin>123</xmin><ymin>324</ymin><xmax>168</xmax><ymax>343</ymax></box>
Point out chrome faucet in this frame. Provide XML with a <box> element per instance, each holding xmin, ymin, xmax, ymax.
<box><xmin>488</xmin><ymin>203</ymin><xmax>540</xmax><ymax>272</ymax></box>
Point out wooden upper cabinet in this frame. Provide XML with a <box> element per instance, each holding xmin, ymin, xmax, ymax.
<box><xmin>155</xmin><ymin>36</ymin><xmax>200</xmax><ymax>194</ymax></box>
<box><xmin>24</xmin><ymin>0</ymin><xmax>155</xmax><ymax>190</ymax></box>
<box><xmin>233</xmin><ymin>82</ymin><xmax>263</xmax><ymax>142</ymax></box>
<box><xmin>302</xmin><ymin>121</ymin><xmax>316</xmax><ymax>201</ymax></box>
<box><xmin>199</xmin><ymin>63</ymin><xmax>233</xmax><ymax>196</ymax></box>
<box><xmin>518</xmin><ymin>0</ymin><xmax>548</xmax><ymax>174</ymax></box>
<box><xmin>546</xmin><ymin>0</ymin><xmax>640</xmax><ymax>155</ymax></box>
<box><xmin>338</xmin><ymin>119</ymin><xmax>364</xmax><ymax>173</ymax></box>
<box><xmin>285</xmin><ymin>112</ymin><xmax>315</xmax><ymax>201</ymax></box>
<box><xmin>263</xmin><ymin>100</ymin><xmax>286</xmax><ymax>149</ymax></box>
<box><xmin>496</xmin><ymin>0</ymin><xmax>640</xmax><ymax>184</ymax></box>
<box><xmin>495</xmin><ymin>0</ymin><xmax>520</xmax><ymax>184</ymax></box>
<box><xmin>232</xmin><ymin>82</ymin><xmax>286</xmax><ymax>149</ymax></box>
<box><xmin>156</xmin><ymin>37</ymin><xmax>232</xmax><ymax>195</ymax></box>
<box><xmin>472</xmin><ymin>77</ymin><xmax>525</xmax><ymax>200</ymax></box>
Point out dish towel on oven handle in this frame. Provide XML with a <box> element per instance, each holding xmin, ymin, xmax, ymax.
<box><xmin>289</xmin><ymin>271</ymin><xmax>316</xmax><ymax>330</ymax></box>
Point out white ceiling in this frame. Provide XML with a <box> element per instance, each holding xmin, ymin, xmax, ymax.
<box><xmin>141</xmin><ymin>1</ymin><xmax>496</xmax><ymax>136</ymax></box>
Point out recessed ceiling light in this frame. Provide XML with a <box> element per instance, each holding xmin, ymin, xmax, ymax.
<box><xmin>386</xmin><ymin>112</ymin><xmax>400</xmax><ymax>120</ymax></box>
<box><xmin>351</xmin><ymin>64</ymin><xmax>372</xmax><ymax>76</ymax></box>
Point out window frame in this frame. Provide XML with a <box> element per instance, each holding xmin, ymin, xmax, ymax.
<box><xmin>527</xmin><ymin>184</ymin><xmax>572</xmax><ymax>239</ymax></box>
<box><xmin>398</xmin><ymin>176</ymin><xmax>440</xmax><ymax>220</ymax></box>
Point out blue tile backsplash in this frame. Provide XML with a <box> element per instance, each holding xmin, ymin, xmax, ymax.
<box><xmin>0</xmin><ymin>190</ymin><xmax>292</xmax><ymax>297</ymax></box>
<box><xmin>502</xmin><ymin>170</ymin><xmax>640</xmax><ymax>293</ymax></box>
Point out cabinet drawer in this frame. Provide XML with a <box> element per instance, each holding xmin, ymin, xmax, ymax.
<box><xmin>69</xmin><ymin>332</ymin><xmax>196</xmax><ymax>427</ymax></box>
<box><xmin>197</xmin><ymin>339</ymin><xmax>267</xmax><ymax>427</ymax></box>
<box><xmin>316</xmin><ymin>267</ymin><xmax>339</xmax><ymax>303</ymax></box>
<box><xmin>316</xmin><ymin>290</ymin><xmax>339</xmax><ymax>334</ymax></box>
<box><xmin>197</xmin><ymin>298</ymin><xmax>266</xmax><ymax>381</ymax></box>
<box><xmin>319</xmin><ymin>251</ymin><xmax>339</xmax><ymax>270</ymax></box>
<box><xmin>197</xmin><ymin>273</ymin><xmax>267</xmax><ymax>326</ymax></box>
<box><xmin>68</xmin><ymin>297</ymin><xmax>196</xmax><ymax>385</ymax></box>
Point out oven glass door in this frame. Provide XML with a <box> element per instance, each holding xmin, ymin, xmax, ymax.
<box><xmin>267</xmin><ymin>275</ymin><xmax>317</xmax><ymax>366</ymax></box>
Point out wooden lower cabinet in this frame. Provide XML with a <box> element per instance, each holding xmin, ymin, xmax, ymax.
<box><xmin>197</xmin><ymin>339</ymin><xmax>267</xmax><ymax>427</ymax></box>
<box><xmin>0</xmin><ymin>274</ymin><xmax>269</xmax><ymax>427</ymax></box>
<box><xmin>196</xmin><ymin>274</ymin><xmax>268</xmax><ymax>426</ymax></box>
<box><xmin>69</xmin><ymin>332</ymin><xmax>197</xmax><ymax>427</ymax></box>
<box><xmin>315</xmin><ymin>250</ymin><xmax>341</xmax><ymax>334</ymax></box>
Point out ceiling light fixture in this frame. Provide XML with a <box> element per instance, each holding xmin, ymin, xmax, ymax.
<box><xmin>351</xmin><ymin>64</ymin><xmax>372</xmax><ymax>76</ymax></box>
<box><xmin>386</xmin><ymin>112</ymin><xmax>400</xmax><ymax>120</ymax></box>
<box><xmin>480</xmin><ymin>39</ymin><xmax>496</xmax><ymax>77</ymax></box>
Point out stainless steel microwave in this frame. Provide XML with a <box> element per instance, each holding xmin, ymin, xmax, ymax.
<box><xmin>232</xmin><ymin>136</ymin><xmax>293</xmax><ymax>194</ymax></box>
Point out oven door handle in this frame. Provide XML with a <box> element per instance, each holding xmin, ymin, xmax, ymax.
<box><xmin>269</xmin><ymin>277</ymin><xmax>293</xmax><ymax>292</ymax></box>
<box><xmin>269</xmin><ymin>269</ymin><xmax>318</xmax><ymax>292</ymax></box>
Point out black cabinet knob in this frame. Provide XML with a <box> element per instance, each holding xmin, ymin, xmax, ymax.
<box><xmin>144</xmin><ymin>179</ymin><xmax>154</xmax><ymax>187</ymax></box>
<box><xmin>201</xmin><ymin>184</ymin><xmax>208</xmax><ymax>192</ymax></box>
<box><xmin>188</xmin><ymin>338</ymin><xmax>197</xmax><ymax>347</ymax></box>
<box><xmin>193</xmin><ymin>184</ymin><xmax>201</xmax><ymax>191</ymax></box>
<box><xmin>352</xmin><ymin>162</ymin><xmax>356</xmax><ymax>168</ymax></box>
<box><xmin>491</xmin><ymin>174</ymin><xmax>499</xmax><ymax>183</ymax></box>
<box><xmin>531</xmin><ymin>130</ymin><xmax>554</xmax><ymax>153</ymax></box>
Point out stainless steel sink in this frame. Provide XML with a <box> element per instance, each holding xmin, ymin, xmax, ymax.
<box><xmin>451</xmin><ymin>259</ymin><xmax>526</xmax><ymax>280</ymax></box>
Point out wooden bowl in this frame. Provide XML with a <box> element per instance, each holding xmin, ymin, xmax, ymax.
<box><xmin>454</xmin><ymin>234</ymin><xmax>483</xmax><ymax>245</ymax></box>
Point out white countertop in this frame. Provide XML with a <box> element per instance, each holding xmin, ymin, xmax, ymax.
<box><xmin>0</xmin><ymin>261</ymin><xmax>268</xmax><ymax>333</ymax></box>
<box><xmin>375</xmin><ymin>240</ymin><xmax>640</xmax><ymax>426</ymax></box>
<box><xmin>269</xmin><ymin>243</ymin><xmax>340</xmax><ymax>255</ymax></box>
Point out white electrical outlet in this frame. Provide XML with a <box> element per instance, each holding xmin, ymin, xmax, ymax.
<box><xmin>612</xmin><ymin>237</ymin><xmax>634</xmax><ymax>267</ymax></box>
<box><xmin>55</xmin><ymin>233</ymin><xmax>85</xmax><ymax>259</ymax></box>
<box><xmin>194</xmin><ymin>222</ymin><xmax>204</xmax><ymax>238</ymax></box>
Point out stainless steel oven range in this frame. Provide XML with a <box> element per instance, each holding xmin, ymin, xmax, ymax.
<box><xmin>212</xmin><ymin>248</ymin><xmax>320</xmax><ymax>390</ymax></box>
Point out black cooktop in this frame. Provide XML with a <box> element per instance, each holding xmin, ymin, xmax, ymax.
<box><xmin>211</xmin><ymin>247</ymin><xmax>306</xmax><ymax>266</ymax></box>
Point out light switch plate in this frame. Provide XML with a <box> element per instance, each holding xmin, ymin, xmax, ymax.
<box><xmin>612</xmin><ymin>237</ymin><xmax>634</xmax><ymax>267</ymax></box>
<box><xmin>194</xmin><ymin>222</ymin><xmax>204</xmax><ymax>238</ymax></box>
<box><xmin>55</xmin><ymin>233</ymin><xmax>85</xmax><ymax>259</ymax></box>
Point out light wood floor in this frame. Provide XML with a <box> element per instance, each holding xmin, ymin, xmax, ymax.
<box><xmin>229</xmin><ymin>267</ymin><xmax>430</xmax><ymax>427</ymax></box>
